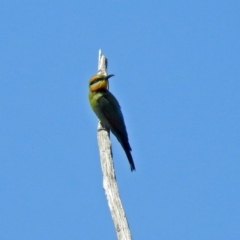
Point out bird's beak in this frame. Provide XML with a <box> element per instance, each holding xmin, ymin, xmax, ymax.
<box><xmin>106</xmin><ymin>74</ymin><xmax>115</xmax><ymax>80</ymax></box>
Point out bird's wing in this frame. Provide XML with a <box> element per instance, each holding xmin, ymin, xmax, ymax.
<box><xmin>97</xmin><ymin>91</ymin><xmax>135</xmax><ymax>170</ymax></box>
<box><xmin>97</xmin><ymin>91</ymin><xmax>129</xmax><ymax>142</ymax></box>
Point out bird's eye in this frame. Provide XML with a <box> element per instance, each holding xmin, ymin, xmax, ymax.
<box><xmin>90</xmin><ymin>78</ymin><xmax>102</xmax><ymax>86</ymax></box>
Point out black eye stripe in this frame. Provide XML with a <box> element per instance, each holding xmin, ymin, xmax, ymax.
<box><xmin>89</xmin><ymin>78</ymin><xmax>104</xmax><ymax>86</ymax></box>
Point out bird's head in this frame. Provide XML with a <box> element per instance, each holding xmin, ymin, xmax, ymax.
<box><xmin>89</xmin><ymin>74</ymin><xmax>114</xmax><ymax>92</ymax></box>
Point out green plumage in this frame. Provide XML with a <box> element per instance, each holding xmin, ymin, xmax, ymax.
<box><xmin>89</xmin><ymin>74</ymin><xmax>135</xmax><ymax>171</ymax></box>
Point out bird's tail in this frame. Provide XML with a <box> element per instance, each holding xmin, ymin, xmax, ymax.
<box><xmin>114</xmin><ymin>132</ymin><xmax>136</xmax><ymax>171</ymax></box>
<box><xmin>121</xmin><ymin>140</ymin><xmax>135</xmax><ymax>171</ymax></box>
<box><xmin>125</xmin><ymin>149</ymin><xmax>136</xmax><ymax>172</ymax></box>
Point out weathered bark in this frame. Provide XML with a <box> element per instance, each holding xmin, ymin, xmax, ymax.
<box><xmin>96</xmin><ymin>50</ymin><xmax>132</xmax><ymax>240</ymax></box>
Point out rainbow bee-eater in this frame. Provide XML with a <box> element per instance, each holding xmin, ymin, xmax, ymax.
<box><xmin>88</xmin><ymin>74</ymin><xmax>135</xmax><ymax>171</ymax></box>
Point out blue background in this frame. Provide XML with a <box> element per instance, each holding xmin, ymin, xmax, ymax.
<box><xmin>1</xmin><ymin>1</ymin><xmax>239</xmax><ymax>239</ymax></box>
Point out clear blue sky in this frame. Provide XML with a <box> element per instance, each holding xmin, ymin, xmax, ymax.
<box><xmin>1</xmin><ymin>1</ymin><xmax>239</xmax><ymax>239</ymax></box>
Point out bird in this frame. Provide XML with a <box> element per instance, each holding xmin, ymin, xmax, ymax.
<box><xmin>88</xmin><ymin>74</ymin><xmax>136</xmax><ymax>171</ymax></box>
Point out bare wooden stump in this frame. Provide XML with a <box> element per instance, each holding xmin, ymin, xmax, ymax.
<box><xmin>96</xmin><ymin>50</ymin><xmax>132</xmax><ymax>240</ymax></box>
